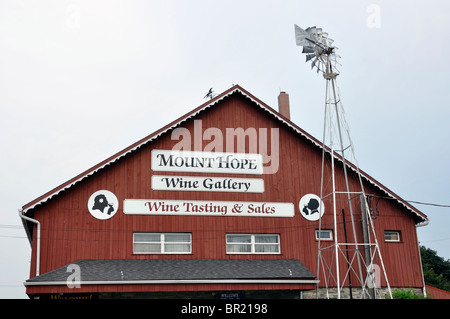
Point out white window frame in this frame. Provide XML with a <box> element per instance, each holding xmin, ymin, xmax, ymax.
<box><xmin>226</xmin><ymin>234</ymin><xmax>280</xmax><ymax>254</ymax></box>
<box><xmin>133</xmin><ymin>233</ymin><xmax>192</xmax><ymax>254</ymax></box>
<box><xmin>315</xmin><ymin>229</ymin><xmax>333</xmax><ymax>241</ymax></box>
<box><xmin>384</xmin><ymin>230</ymin><xmax>401</xmax><ymax>242</ymax></box>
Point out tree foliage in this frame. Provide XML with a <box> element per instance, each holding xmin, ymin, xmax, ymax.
<box><xmin>420</xmin><ymin>245</ymin><xmax>450</xmax><ymax>292</ymax></box>
<box><xmin>391</xmin><ymin>288</ymin><xmax>429</xmax><ymax>299</ymax></box>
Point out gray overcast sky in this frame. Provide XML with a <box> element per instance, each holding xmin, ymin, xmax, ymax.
<box><xmin>1</xmin><ymin>1</ymin><xmax>449</xmax><ymax>298</ymax></box>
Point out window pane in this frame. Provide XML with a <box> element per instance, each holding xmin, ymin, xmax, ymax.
<box><xmin>227</xmin><ymin>244</ymin><xmax>251</xmax><ymax>253</ymax></box>
<box><xmin>255</xmin><ymin>235</ymin><xmax>279</xmax><ymax>243</ymax></box>
<box><xmin>164</xmin><ymin>244</ymin><xmax>190</xmax><ymax>253</ymax></box>
<box><xmin>316</xmin><ymin>230</ymin><xmax>332</xmax><ymax>240</ymax></box>
<box><xmin>134</xmin><ymin>243</ymin><xmax>161</xmax><ymax>253</ymax></box>
<box><xmin>165</xmin><ymin>234</ymin><xmax>191</xmax><ymax>243</ymax></box>
<box><xmin>227</xmin><ymin>235</ymin><xmax>251</xmax><ymax>243</ymax></box>
<box><xmin>226</xmin><ymin>234</ymin><xmax>280</xmax><ymax>254</ymax></box>
<box><xmin>385</xmin><ymin>231</ymin><xmax>400</xmax><ymax>241</ymax></box>
<box><xmin>133</xmin><ymin>233</ymin><xmax>192</xmax><ymax>254</ymax></box>
<box><xmin>134</xmin><ymin>233</ymin><xmax>160</xmax><ymax>242</ymax></box>
<box><xmin>255</xmin><ymin>244</ymin><xmax>280</xmax><ymax>253</ymax></box>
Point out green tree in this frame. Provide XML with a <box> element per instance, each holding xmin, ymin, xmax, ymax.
<box><xmin>420</xmin><ymin>245</ymin><xmax>450</xmax><ymax>292</ymax></box>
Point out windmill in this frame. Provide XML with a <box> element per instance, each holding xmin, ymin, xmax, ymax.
<box><xmin>295</xmin><ymin>25</ymin><xmax>392</xmax><ymax>299</ymax></box>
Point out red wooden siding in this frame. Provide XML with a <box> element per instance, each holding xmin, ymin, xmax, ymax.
<box><xmin>25</xmin><ymin>92</ymin><xmax>425</xmax><ymax>295</ymax></box>
<box><xmin>26</xmin><ymin>282</ymin><xmax>317</xmax><ymax>296</ymax></box>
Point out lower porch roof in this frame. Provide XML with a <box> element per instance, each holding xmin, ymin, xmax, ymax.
<box><xmin>25</xmin><ymin>259</ymin><xmax>317</xmax><ymax>286</ymax></box>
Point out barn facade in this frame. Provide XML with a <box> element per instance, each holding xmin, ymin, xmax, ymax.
<box><xmin>19</xmin><ymin>85</ymin><xmax>428</xmax><ymax>299</ymax></box>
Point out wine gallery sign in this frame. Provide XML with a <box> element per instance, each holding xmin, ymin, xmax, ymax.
<box><xmin>152</xmin><ymin>175</ymin><xmax>264</xmax><ymax>193</ymax></box>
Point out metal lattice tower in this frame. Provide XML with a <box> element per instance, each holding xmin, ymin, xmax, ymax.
<box><xmin>294</xmin><ymin>25</ymin><xmax>392</xmax><ymax>299</ymax></box>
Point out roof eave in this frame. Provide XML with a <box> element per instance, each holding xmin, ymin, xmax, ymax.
<box><xmin>24</xmin><ymin>279</ymin><xmax>319</xmax><ymax>286</ymax></box>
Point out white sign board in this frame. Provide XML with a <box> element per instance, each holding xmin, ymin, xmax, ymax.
<box><xmin>151</xmin><ymin>175</ymin><xmax>264</xmax><ymax>193</ymax></box>
<box><xmin>151</xmin><ymin>150</ymin><xmax>263</xmax><ymax>175</ymax></box>
<box><xmin>123</xmin><ymin>199</ymin><xmax>294</xmax><ymax>218</ymax></box>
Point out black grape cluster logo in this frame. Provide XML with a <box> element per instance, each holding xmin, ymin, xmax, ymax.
<box><xmin>88</xmin><ymin>190</ymin><xmax>119</xmax><ymax>220</ymax></box>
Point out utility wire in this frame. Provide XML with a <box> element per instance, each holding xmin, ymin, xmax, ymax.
<box><xmin>367</xmin><ymin>195</ymin><xmax>450</xmax><ymax>208</ymax></box>
<box><xmin>402</xmin><ymin>200</ymin><xmax>450</xmax><ymax>208</ymax></box>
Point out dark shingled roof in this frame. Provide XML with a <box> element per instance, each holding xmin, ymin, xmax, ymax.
<box><xmin>26</xmin><ymin>259</ymin><xmax>316</xmax><ymax>283</ymax></box>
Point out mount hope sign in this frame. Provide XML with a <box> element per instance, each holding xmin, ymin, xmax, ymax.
<box><xmin>151</xmin><ymin>150</ymin><xmax>263</xmax><ymax>175</ymax></box>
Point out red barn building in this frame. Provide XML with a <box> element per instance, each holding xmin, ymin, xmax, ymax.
<box><xmin>19</xmin><ymin>85</ymin><xmax>428</xmax><ymax>299</ymax></box>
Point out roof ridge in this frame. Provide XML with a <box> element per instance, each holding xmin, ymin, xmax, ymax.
<box><xmin>21</xmin><ymin>84</ymin><xmax>427</xmax><ymax>224</ymax></box>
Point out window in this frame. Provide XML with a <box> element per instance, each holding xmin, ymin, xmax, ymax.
<box><xmin>133</xmin><ymin>233</ymin><xmax>192</xmax><ymax>254</ymax></box>
<box><xmin>226</xmin><ymin>234</ymin><xmax>280</xmax><ymax>254</ymax></box>
<box><xmin>315</xmin><ymin>229</ymin><xmax>333</xmax><ymax>241</ymax></box>
<box><xmin>384</xmin><ymin>231</ymin><xmax>400</xmax><ymax>242</ymax></box>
